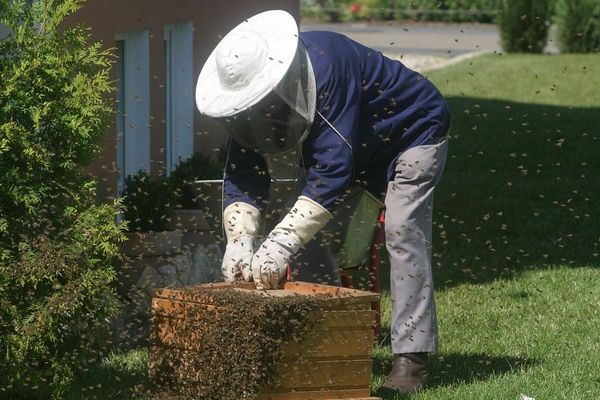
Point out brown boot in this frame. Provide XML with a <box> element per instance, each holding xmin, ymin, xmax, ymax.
<box><xmin>379</xmin><ymin>353</ymin><xmax>428</xmax><ymax>395</ymax></box>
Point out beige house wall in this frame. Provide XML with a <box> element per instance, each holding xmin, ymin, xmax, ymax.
<box><xmin>64</xmin><ymin>0</ymin><xmax>299</xmax><ymax>201</ymax></box>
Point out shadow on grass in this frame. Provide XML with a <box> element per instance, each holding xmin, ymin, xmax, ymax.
<box><xmin>426</xmin><ymin>352</ymin><xmax>536</xmax><ymax>389</ymax></box>
<box><xmin>0</xmin><ymin>366</ymin><xmax>147</xmax><ymax>400</ymax></box>
<box><xmin>345</xmin><ymin>97</ymin><xmax>600</xmax><ymax>295</ymax></box>
<box><xmin>62</xmin><ymin>349</ymin><xmax>149</xmax><ymax>400</ymax></box>
<box><xmin>425</xmin><ymin>97</ymin><xmax>599</xmax><ymax>290</ymax></box>
<box><xmin>373</xmin><ymin>343</ymin><xmax>537</xmax><ymax>399</ymax></box>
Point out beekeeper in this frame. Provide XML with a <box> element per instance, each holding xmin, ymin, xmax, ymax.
<box><xmin>195</xmin><ymin>10</ymin><xmax>450</xmax><ymax>395</ymax></box>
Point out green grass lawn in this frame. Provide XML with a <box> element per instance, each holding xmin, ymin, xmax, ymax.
<box><xmin>373</xmin><ymin>267</ymin><xmax>600</xmax><ymax>399</ymax></box>
<box><xmin>66</xmin><ymin>53</ymin><xmax>600</xmax><ymax>399</ymax></box>
<box><xmin>370</xmin><ymin>53</ymin><xmax>600</xmax><ymax>399</ymax></box>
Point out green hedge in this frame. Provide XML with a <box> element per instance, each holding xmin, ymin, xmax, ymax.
<box><xmin>499</xmin><ymin>0</ymin><xmax>552</xmax><ymax>53</ymax></box>
<box><xmin>555</xmin><ymin>0</ymin><xmax>600</xmax><ymax>53</ymax></box>
<box><xmin>301</xmin><ymin>0</ymin><xmax>502</xmax><ymax>23</ymax></box>
<box><xmin>120</xmin><ymin>150</ymin><xmax>226</xmax><ymax>232</ymax></box>
<box><xmin>387</xmin><ymin>0</ymin><xmax>501</xmax><ymax>23</ymax></box>
<box><xmin>0</xmin><ymin>0</ymin><xmax>123</xmax><ymax>397</ymax></box>
<box><xmin>168</xmin><ymin>151</ymin><xmax>226</xmax><ymax>209</ymax></box>
<box><xmin>121</xmin><ymin>171</ymin><xmax>176</xmax><ymax>232</ymax></box>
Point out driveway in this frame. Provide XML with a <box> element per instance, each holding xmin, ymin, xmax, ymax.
<box><xmin>300</xmin><ymin>20</ymin><xmax>501</xmax><ymax>71</ymax></box>
<box><xmin>301</xmin><ymin>21</ymin><xmax>502</xmax><ymax>55</ymax></box>
<box><xmin>300</xmin><ymin>21</ymin><xmax>557</xmax><ymax>71</ymax></box>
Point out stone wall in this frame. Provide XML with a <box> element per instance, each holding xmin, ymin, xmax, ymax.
<box><xmin>113</xmin><ymin>209</ymin><xmax>223</xmax><ymax>349</ymax></box>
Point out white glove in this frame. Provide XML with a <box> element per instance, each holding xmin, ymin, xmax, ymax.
<box><xmin>252</xmin><ymin>196</ymin><xmax>332</xmax><ymax>289</ymax></box>
<box><xmin>221</xmin><ymin>202</ymin><xmax>261</xmax><ymax>283</ymax></box>
<box><xmin>222</xmin><ymin>235</ymin><xmax>254</xmax><ymax>282</ymax></box>
<box><xmin>251</xmin><ymin>231</ymin><xmax>301</xmax><ymax>290</ymax></box>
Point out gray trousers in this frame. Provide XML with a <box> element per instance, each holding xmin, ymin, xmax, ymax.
<box><xmin>385</xmin><ymin>138</ymin><xmax>448</xmax><ymax>354</ymax></box>
<box><xmin>276</xmin><ymin>139</ymin><xmax>448</xmax><ymax>354</ymax></box>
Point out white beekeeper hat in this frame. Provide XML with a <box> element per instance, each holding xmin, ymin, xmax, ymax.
<box><xmin>195</xmin><ymin>10</ymin><xmax>301</xmax><ymax>118</ymax></box>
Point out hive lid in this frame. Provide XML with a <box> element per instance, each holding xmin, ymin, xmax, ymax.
<box><xmin>154</xmin><ymin>281</ymin><xmax>380</xmax><ymax>306</ymax></box>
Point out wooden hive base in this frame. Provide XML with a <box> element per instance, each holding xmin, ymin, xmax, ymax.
<box><xmin>149</xmin><ymin>281</ymin><xmax>380</xmax><ymax>399</ymax></box>
<box><xmin>259</xmin><ymin>393</ymin><xmax>380</xmax><ymax>400</ymax></box>
<box><xmin>261</xmin><ymin>396</ymin><xmax>381</xmax><ymax>400</ymax></box>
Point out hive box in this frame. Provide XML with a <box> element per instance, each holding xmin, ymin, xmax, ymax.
<box><xmin>149</xmin><ymin>281</ymin><xmax>381</xmax><ymax>400</ymax></box>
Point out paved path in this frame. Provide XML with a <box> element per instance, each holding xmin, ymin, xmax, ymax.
<box><xmin>302</xmin><ymin>21</ymin><xmax>502</xmax><ymax>55</ymax></box>
<box><xmin>301</xmin><ymin>20</ymin><xmax>501</xmax><ymax>71</ymax></box>
<box><xmin>301</xmin><ymin>21</ymin><xmax>558</xmax><ymax>71</ymax></box>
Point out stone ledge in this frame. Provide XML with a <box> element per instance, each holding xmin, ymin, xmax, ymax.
<box><xmin>166</xmin><ymin>209</ymin><xmax>211</xmax><ymax>232</ymax></box>
<box><xmin>120</xmin><ymin>231</ymin><xmax>183</xmax><ymax>257</ymax></box>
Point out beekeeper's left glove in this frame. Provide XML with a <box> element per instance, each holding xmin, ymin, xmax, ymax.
<box><xmin>252</xmin><ymin>196</ymin><xmax>332</xmax><ymax>289</ymax></box>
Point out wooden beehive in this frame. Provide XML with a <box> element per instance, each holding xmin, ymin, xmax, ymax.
<box><xmin>149</xmin><ymin>281</ymin><xmax>381</xmax><ymax>400</ymax></box>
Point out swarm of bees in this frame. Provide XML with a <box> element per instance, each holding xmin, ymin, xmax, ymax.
<box><xmin>148</xmin><ymin>289</ymin><xmax>319</xmax><ymax>399</ymax></box>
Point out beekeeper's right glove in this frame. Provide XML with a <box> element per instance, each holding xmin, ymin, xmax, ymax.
<box><xmin>252</xmin><ymin>196</ymin><xmax>332</xmax><ymax>289</ymax></box>
<box><xmin>221</xmin><ymin>202</ymin><xmax>261</xmax><ymax>283</ymax></box>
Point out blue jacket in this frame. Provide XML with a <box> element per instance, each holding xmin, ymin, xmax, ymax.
<box><xmin>224</xmin><ymin>31</ymin><xmax>451</xmax><ymax>212</ymax></box>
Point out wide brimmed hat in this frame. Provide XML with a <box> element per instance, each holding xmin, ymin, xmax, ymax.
<box><xmin>195</xmin><ymin>10</ymin><xmax>300</xmax><ymax>118</ymax></box>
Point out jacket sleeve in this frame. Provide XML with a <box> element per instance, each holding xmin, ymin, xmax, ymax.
<box><xmin>301</xmin><ymin>73</ymin><xmax>360</xmax><ymax>212</ymax></box>
<box><xmin>223</xmin><ymin>138</ymin><xmax>271</xmax><ymax>211</ymax></box>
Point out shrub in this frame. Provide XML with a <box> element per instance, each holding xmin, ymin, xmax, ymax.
<box><xmin>169</xmin><ymin>151</ymin><xmax>226</xmax><ymax>209</ymax></box>
<box><xmin>304</xmin><ymin>0</ymin><xmax>344</xmax><ymax>22</ymax></box>
<box><xmin>0</xmin><ymin>205</ymin><xmax>122</xmax><ymax>397</ymax></box>
<box><xmin>0</xmin><ymin>0</ymin><xmax>114</xmax><ymax>257</ymax></box>
<box><xmin>121</xmin><ymin>151</ymin><xmax>225</xmax><ymax>230</ymax></box>
<box><xmin>555</xmin><ymin>0</ymin><xmax>600</xmax><ymax>53</ymax></box>
<box><xmin>499</xmin><ymin>0</ymin><xmax>552</xmax><ymax>53</ymax></box>
<box><xmin>121</xmin><ymin>171</ymin><xmax>176</xmax><ymax>232</ymax></box>
<box><xmin>0</xmin><ymin>0</ymin><xmax>123</xmax><ymax>396</ymax></box>
<box><xmin>394</xmin><ymin>0</ymin><xmax>501</xmax><ymax>23</ymax></box>
<box><xmin>301</xmin><ymin>0</ymin><xmax>502</xmax><ymax>23</ymax></box>
<box><xmin>374</xmin><ymin>0</ymin><xmax>397</xmax><ymax>20</ymax></box>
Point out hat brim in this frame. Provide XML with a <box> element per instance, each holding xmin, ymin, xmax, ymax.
<box><xmin>195</xmin><ymin>10</ymin><xmax>299</xmax><ymax>118</ymax></box>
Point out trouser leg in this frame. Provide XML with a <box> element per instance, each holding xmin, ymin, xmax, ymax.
<box><xmin>385</xmin><ymin>139</ymin><xmax>448</xmax><ymax>354</ymax></box>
